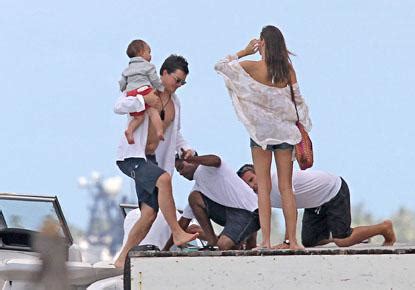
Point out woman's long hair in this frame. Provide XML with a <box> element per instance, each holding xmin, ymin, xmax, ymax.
<box><xmin>260</xmin><ymin>25</ymin><xmax>294</xmax><ymax>84</ymax></box>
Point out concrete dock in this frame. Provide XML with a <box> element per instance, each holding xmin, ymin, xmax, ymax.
<box><xmin>125</xmin><ymin>244</ymin><xmax>415</xmax><ymax>290</ymax></box>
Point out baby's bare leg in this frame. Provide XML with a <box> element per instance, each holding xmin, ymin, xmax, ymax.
<box><xmin>147</xmin><ymin>108</ymin><xmax>164</xmax><ymax>140</ymax></box>
<box><xmin>125</xmin><ymin>115</ymin><xmax>144</xmax><ymax>144</ymax></box>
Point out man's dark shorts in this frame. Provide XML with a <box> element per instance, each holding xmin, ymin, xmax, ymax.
<box><xmin>301</xmin><ymin>178</ymin><xmax>352</xmax><ymax>247</ymax></box>
<box><xmin>116</xmin><ymin>155</ymin><xmax>165</xmax><ymax>212</ymax></box>
<box><xmin>201</xmin><ymin>194</ymin><xmax>260</xmax><ymax>245</ymax></box>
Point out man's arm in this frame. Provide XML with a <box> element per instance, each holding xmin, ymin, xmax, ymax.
<box><xmin>114</xmin><ymin>91</ymin><xmax>161</xmax><ymax>115</ymax></box>
<box><xmin>162</xmin><ymin>217</ymin><xmax>191</xmax><ymax>251</ymax></box>
<box><xmin>113</xmin><ymin>92</ymin><xmax>146</xmax><ymax>115</ymax></box>
<box><xmin>182</xmin><ymin>152</ymin><xmax>221</xmax><ymax>168</ymax></box>
<box><xmin>176</xmin><ymin>131</ymin><xmax>195</xmax><ymax>159</ymax></box>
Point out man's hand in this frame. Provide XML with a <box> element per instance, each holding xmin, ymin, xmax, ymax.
<box><xmin>143</xmin><ymin>91</ymin><xmax>161</xmax><ymax>110</ymax></box>
<box><xmin>180</xmin><ymin>148</ymin><xmax>195</xmax><ymax>160</ymax></box>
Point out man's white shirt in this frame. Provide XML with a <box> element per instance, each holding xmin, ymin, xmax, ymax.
<box><xmin>270</xmin><ymin>170</ymin><xmax>341</xmax><ymax>208</ymax></box>
<box><xmin>182</xmin><ymin>161</ymin><xmax>258</xmax><ymax>219</ymax></box>
<box><xmin>114</xmin><ymin>92</ymin><xmax>191</xmax><ymax>175</ymax></box>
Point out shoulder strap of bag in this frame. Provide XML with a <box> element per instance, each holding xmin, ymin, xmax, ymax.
<box><xmin>289</xmin><ymin>82</ymin><xmax>300</xmax><ymax>122</ymax></box>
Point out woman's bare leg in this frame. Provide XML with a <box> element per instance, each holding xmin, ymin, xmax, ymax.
<box><xmin>251</xmin><ymin>147</ymin><xmax>272</xmax><ymax>249</ymax></box>
<box><xmin>274</xmin><ymin>149</ymin><xmax>304</xmax><ymax>250</ymax></box>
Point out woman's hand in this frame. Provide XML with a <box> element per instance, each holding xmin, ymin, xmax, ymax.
<box><xmin>237</xmin><ymin>39</ymin><xmax>259</xmax><ymax>58</ymax></box>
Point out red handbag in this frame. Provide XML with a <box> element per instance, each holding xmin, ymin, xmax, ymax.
<box><xmin>289</xmin><ymin>84</ymin><xmax>313</xmax><ymax>170</ymax></box>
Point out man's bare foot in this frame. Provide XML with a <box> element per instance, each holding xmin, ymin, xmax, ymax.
<box><xmin>125</xmin><ymin>130</ymin><xmax>135</xmax><ymax>144</ymax></box>
<box><xmin>173</xmin><ymin>232</ymin><xmax>199</xmax><ymax>246</ymax></box>
<box><xmin>114</xmin><ymin>255</ymin><xmax>126</xmax><ymax>269</ymax></box>
<box><xmin>382</xmin><ymin>220</ymin><xmax>396</xmax><ymax>246</ymax></box>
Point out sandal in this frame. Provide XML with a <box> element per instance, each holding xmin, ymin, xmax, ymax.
<box><xmin>198</xmin><ymin>245</ymin><xmax>218</xmax><ymax>251</ymax></box>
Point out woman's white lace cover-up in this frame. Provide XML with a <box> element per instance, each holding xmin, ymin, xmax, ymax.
<box><xmin>215</xmin><ymin>55</ymin><xmax>312</xmax><ymax>149</ymax></box>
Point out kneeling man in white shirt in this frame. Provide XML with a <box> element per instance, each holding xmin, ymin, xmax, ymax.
<box><xmin>237</xmin><ymin>164</ymin><xmax>396</xmax><ymax>248</ymax></box>
<box><xmin>175</xmin><ymin>154</ymin><xmax>260</xmax><ymax>250</ymax></box>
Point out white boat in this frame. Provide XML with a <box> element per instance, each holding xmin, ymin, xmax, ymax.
<box><xmin>3</xmin><ymin>193</ymin><xmax>414</xmax><ymax>290</ymax></box>
<box><xmin>0</xmin><ymin>193</ymin><xmax>122</xmax><ymax>290</ymax></box>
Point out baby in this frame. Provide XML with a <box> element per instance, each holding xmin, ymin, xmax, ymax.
<box><xmin>119</xmin><ymin>39</ymin><xmax>164</xmax><ymax>144</ymax></box>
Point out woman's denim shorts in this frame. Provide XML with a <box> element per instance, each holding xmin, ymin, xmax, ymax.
<box><xmin>250</xmin><ymin>138</ymin><xmax>294</xmax><ymax>152</ymax></box>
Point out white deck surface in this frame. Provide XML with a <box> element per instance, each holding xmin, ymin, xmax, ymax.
<box><xmin>127</xmin><ymin>244</ymin><xmax>415</xmax><ymax>290</ymax></box>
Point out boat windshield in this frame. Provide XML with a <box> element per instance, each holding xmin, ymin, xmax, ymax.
<box><xmin>0</xmin><ymin>194</ymin><xmax>72</xmax><ymax>245</ymax></box>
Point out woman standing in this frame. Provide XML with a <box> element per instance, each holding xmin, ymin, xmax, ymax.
<box><xmin>215</xmin><ymin>25</ymin><xmax>312</xmax><ymax>249</ymax></box>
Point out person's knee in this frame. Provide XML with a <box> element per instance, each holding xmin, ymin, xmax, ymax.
<box><xmin>332</xmin><ymin>229</ymin><xmax>353</xmax><ymax>247</ymax></box>
<box><xmin>157</xmin><ymin>172</ymin><xmax>171</xmax><ymax>186</ymax></box>
<box><xmin>257</xmin><ymin>182</ymin><xmax>272</xmax><ymax>196</ymax></box>
<box><xmin>333</xmin><ymin>239</ymin><xmax>348</xmax><ymax>247</ymax></box>
<box><xmin>301</xmin><ymin>233</ymin><xmax>318</xmax><ymax>247</ymax></box>
<box><xmin>188</xmin><ymin>191</ymin><xmax>204</xmax><ymax>208</ymax></box>
<box><xmin>216</xmin><ymin>236</ymin><xmax>234</xmax><ymax>250</ymax></box>
<box><xmin>216</xmin><ymin>240</ymin><xmax>227</xmax><ymax>250</ymax></box>
<box><xmin>301</xmin><ymin>238</ymin><xmax>315</xmax><ymax>248</ymax></box>
<box><xmin>140</xmin><ymin>208</ymin><xmax>157</xmax><ymax>225</ymax></box>
<box><xmin>278</xmin><ymin>182</ymin><xmax>292</xmax><ymax>195</ymax></box>
<box><xmin>332</xmin><ymin>234</ymin><xmax>352</xmax><ymax>247</ymax></box>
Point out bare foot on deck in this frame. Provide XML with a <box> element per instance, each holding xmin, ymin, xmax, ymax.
<box><xmin>125</xmin><ymin>130</ymin><xmax>135</xmax><ymax>144</ymax></box>
<box><xmin>114</xmin><ymin>255</ymin><xmax>126</xmax><ymax>269</ymax></box>
<box><xmin>382</xmin><ymin>220</ymin><xmax>396</xmax><ymax>246</ymax></box>
<box><xmin>173</xmin><ymin>232</ymin><xmax>199</xmax><ymax>246</ymax></box>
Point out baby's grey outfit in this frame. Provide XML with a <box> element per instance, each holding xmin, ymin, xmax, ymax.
<box><xmin>119</xmin><ymin>56</ymin><xmax>164</xmax><ymax>92</ymax></box>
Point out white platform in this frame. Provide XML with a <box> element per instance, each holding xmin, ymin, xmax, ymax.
<box><xmin>127</xmin><ymin>244</ymin><xmax>415</xmax><ymax>290</ymax></box>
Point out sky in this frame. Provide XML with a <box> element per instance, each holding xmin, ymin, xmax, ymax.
<box><xmin>1</xmin><ymin>0</ymin><xmax>414</xmax><ymax>230</ymax></box>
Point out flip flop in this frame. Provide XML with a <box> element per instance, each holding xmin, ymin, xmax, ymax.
<box><xmin>253</xmin><ymin>245</ymin><xmax>272</xmax><ymax>251</ymax></box>
<box><xmin>198</xmin><ymin>245</ymin><xmax>218</xmax><ymax>251</ymax></box>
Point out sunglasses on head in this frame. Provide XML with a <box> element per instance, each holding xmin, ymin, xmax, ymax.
<box><xmin>170</xmin><ymin>73</ymin><xmax>187</xmax><ymax>85</ymax></box>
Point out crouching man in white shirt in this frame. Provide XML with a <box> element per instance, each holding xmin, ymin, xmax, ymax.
<box><xmin>237</xmin><ymin>164</ymin><xmax>396</xmax><ymax>248</ymax></box>
<box><xmin>172</xmin><ymin>154</ymin><xmax>260</xmax><ymax>250</ymax></box>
